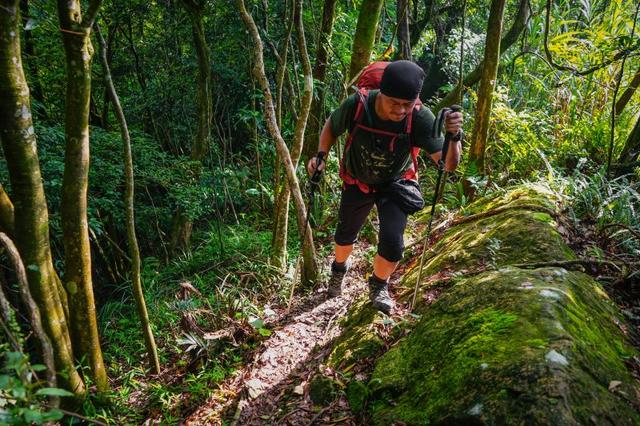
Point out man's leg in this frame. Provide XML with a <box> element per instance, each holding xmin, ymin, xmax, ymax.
<box><xmin>373</xmin><ymin>254</ymin><xmax>398</xmax><ymax>281</ymax></box>
<box><xmin>368</xmin><ymin>197</ymin><xmax>409</xmax><ymax>313</ymax></box>
<box><xmin>335</xmin><ymin>243</ymin><xmax>354</xmax><ymax>263</ymax></box>
<box><xmin>328</xmin><ymin>185</ymin><xmax>374</xmax><ymax>297</ymax></box>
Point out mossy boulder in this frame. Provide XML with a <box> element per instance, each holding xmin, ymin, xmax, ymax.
<box><xmin>331</xmin><ymin>185</ymin><xmax>639</xmax><ymax>424</ymax></box>
<box><xmin>370</xmin><ymin>267</ymin><xmax>638</xmax><ymax>424</ymax></box>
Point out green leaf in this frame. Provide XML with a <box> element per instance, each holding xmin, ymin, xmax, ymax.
<box><xmin>258</xmin><ymin>328</ymin><xmax>272</xmax><ymax>337</ymax></box>
<box><xmin>249</xmin><ymin>318</ymin><xmax>264</xmax><ymax>329</ymax></box>
<box><xmin>31</xmin><ymin>364</ymin><xmax>47</xmax><ymax>372</ymax></box>
<box><xmin>23</xmin><ymin>408</ymin><xmax>43</xmax><ymax>424</ymax></box>
<box><xmin>27</xmin><ymin>264</ymin><xmax>40</xmax><ymax>272</ymax></box>
<box><xmin>35</xmin><ymin>387</ymin><xmax>74</xmax><ymax>397</ymax></box>
<box><xmin>42</xmin><ymin>409</ymin><xmax>64</xmax><ymax>421</ymax></box>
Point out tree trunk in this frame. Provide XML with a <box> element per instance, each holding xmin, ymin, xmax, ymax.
<box><xmin>618</xmin><ymin>114</ymin><xmax>640</xmax><ymax>166</ymax></box>
<box><xmin>57</xmin><ymin>0</ymin><xmax>108</xmax><ymax>393</ymax></box>
<box><xmin>615</xmin><ymin>66</ymin><xmax>640</xmax><ymax>116</ymax></box>
<box><xmin>467</xmin><ymin>0</ymin><xmax>507</xmax><ymax>177</ymax></box>
<box><xmin>271</xmin><ymin>0</ymin><xmax>316</xmax><ymax>280</ymax></box>
<box><xmin>0</xmin><ymin>232</ymin><xmax>58</xmax><ymax>403</ymax></box>
<box><xmin>396</xmin><ymin>0</ymin><xmax>411</xmax><ymax>60</ymax></box>
<box><xmin>409</xmin><ymin>0</ymin><xmax>434</xmax><ymax>51</ymax></box>
<box><xmin>0</xmin><ymin>1</ymin><xmax>85</xmax><ymax>394</ymax></box>
<box><xmin>434</xmin><ymin>0</ymin><xmax>529</xmax><ymax>111</ymax></box>
<box><xmin>96</xmin><ymin>24</ymin><xmax>161</xmax><ymax>375</ymax></box>
<box><xmin>237</xmin><ymin>0</ymin><xmax>319</xmax><ymax>284</ymax></box>
<box><xmin>270</xmin><ymin>1</ymin><xmax>295</xmax><ymax>271</ymax></box>
<box><xmin>19</xmin><ymin>0</ymin><xmax>44</xmax><ymax>108</ymax></box>
<box><xmin>170</xmin><ymin>0</ymin><xmax>213</xmax><ymax>256</ymax></box>
<box><xmin>302</xmin><ymin>0</ymin><xmax>338</xmax><ymax>162</ymax></box>
<box><xmin>349</xmin><ymin>0</ymin><xmax>385</xmax><ymax>80</ymax></box>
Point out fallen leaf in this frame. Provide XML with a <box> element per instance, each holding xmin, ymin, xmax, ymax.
<box><xmin>609</xmin><ymin>380</ymin><xmax>622</xmax><ymax>391</ymax></box>
<box><xmin>246</xmin><ymin>379</ymin><xmax>268</xmax><ymax>399</ymax></box>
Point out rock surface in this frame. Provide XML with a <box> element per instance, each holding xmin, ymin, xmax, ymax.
<box><xmin>330</xmin><ymin>184</ymin><xmax>639</xmax><ymax>425</ymax></box>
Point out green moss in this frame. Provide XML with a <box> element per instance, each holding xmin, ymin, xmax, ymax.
<box><xmin>346</xmin><ymin>380</ymin><xmax>370</xmax><ymax>413</ymax></box>
<box><xmin>400</xmin><ymin>209</ymin><xmax>574</xmax><ymax>301</ymax></box>
<box><xmin>368</xmin><ymin>268</ymin><xmax>639</xmax><ymax>425</ymax></box>
<box><xmin>309</xmin><ymin>375</ymin><xmax>337</xmax><ymax>406</ymax></box>
<box><xmin>327</xmin><ymin>297</ymin><xmax>384</xmax><ymax>369</ymax></box>
<box><xmin>330</xmin><ymin>186</ymin><xmax>638</xmax><ymax>424</ymax></box>
<box><xmin>457</xmin><ymin>183</ymin><xmax>559</xmax><ymax>217</ymax></box>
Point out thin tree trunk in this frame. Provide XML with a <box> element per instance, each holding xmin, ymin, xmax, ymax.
<box><xmin>0</xmin><ymin>184</ymin><xmax>14</xmax><ymax>236</ymax></box>
<box><xmin>100</xmin><ymin>22</ymin><xmax>116</xmax><ymax>131</ymax></box>
<box><xmin>292</xmin><ymin>0</ymin><xmax>315</xmax><ymax>281</ymax></box>
<box><xmin>96</xmin><ymin>24</ymin><xmax>161</xmax><ymax>374</ymax></box>
<box><xmin>272</xmin><ymin>0</ymin><xmax>315</xmax><ymax>278</ymax></box>
<box><xmin>170</xmin><ymin>0</ymin><xmax>213</xmax><ymax>255</ymax></box>
<box><xmin>302</xmin><ymin>0</ymin><xmax>338</xmax><ymax>162</ymax></box>
<box><xmin>349</xmin><ymin>0</ymin><xmax>385</xmax><ymax>80</ymax></box>
<box><xmin>237</xmin><ymin>0</ymin><xmax>319</xmax><ymax>284</ymax></box>
<box><xmin>618</xmin><ymin>114</ymin><xmax>640</xmax><ymax>166</ymax></box>
<box><xmin>57</xmin><ymin>0</ymin><xmax>109</xmax><ymax>393</ymax></box>
<box><xmin>396</xmin><ymin>0</ymin><xmax>411</xmax><ymax>60</ymax></box>
<box><xmin>269</xmin><ymin>1</ymin><xmax>294</xmax><ymax>270</ymax></box>
<box><xmin>0</xmin><ymin>232</ymin><xmax>58</xmax><ymax>404</ymax></box>
<box><xmin>434</xmin><ymin>0</ymin><xmax>529</xmax><ymax>111</ymax></box>
<box><xmin>19</xmin><ymin>0</ymin><xmax>44</xmax><ymax>107</ymax></box>
<box><xmin>467</xmin><ymin>0</ymin><xmax>507</xmax><ymax>177</ymax></box>
<box><xmin>615</xmin><ymin>66</ymin><xmax>640</xmax><ymax>116</ymax></box>
<box><xmin>0</xmin><ymin>1</ymin><xmax>84</xmax><ymax>394</ymax></box>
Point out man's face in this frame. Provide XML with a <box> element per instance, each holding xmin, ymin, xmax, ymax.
<box><xmin>378</xmin><ymin>93</ymin><xmax>416</xmax><ymax>122</ymax></box>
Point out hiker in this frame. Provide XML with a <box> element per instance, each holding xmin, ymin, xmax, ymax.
<box><xmin>307</xmin><ymin>60</ymin><xmax>463</xmax><ymax>314</ymax></box>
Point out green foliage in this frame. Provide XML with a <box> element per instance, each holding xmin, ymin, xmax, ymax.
<box><xmin>0</xmin><ymin>349</ymin><xmax>69</xmax><ymax>425</ymax></box>
<box><xmin>559</xmin><ymin>163</ymin><xmax>640</xmax><ymax>255</ymax></box>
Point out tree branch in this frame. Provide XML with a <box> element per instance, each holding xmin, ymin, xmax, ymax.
<box><xmin>82</xmin><ymin>0</ymin><xmax>103</xmax><ymax>28</ymax></box>
<box><xmin>0</xmin><ymin>232</ymin><xmax>58</xmax><ymax>403</ymax></box>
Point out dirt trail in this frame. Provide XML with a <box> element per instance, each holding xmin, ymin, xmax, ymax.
<box><xmin>184</xmin><ymin>247</ymin><xmax>375</xmax><ymax>425</ymax></box>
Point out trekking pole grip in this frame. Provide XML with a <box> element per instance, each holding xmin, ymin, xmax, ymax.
<box><xmin>440</xmin><ymin>105</ymin><xmax>463</xmax><ymax>168</ymax></box>
<box><xmin>447</xmin><ymin>105</ymin><xmax>463</xmax><ymax>142</ymax></box>
<box><xmin>310</xmin><ymin>151</ymin><xmax>325</xmax><ymax>185</ymax></box>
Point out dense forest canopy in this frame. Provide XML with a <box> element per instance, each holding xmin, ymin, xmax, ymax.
<box><xmin>0</xmin><ymin>0</ymin><xmax>639</xmax><ymax>423</ymax></box>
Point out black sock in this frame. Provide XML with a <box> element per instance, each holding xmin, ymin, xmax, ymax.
<box><xmin>332</xmin><ymin>260</ymin><xmax>347</xmax><ymax>272</ymax></box>
<box><xmin>369</xmin><ymin>273</ymin><xmax>387</xmax><ymax>285</ymax></box>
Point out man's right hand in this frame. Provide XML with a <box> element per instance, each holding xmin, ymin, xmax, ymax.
<box><xmin>307</xmin><ymin>153</ymin><xmax>326</xmax><ymax>177</ymax></box>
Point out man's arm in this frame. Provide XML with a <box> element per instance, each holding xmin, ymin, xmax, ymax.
<box><xmin>307</xmin><ymin>118</ymin><xmax>337</xmax><ymax>175</ymax></box>
<box><xmin>428</xmin><ymin>110</ymin><xmax>463</xmax><ymax>172</ymax></box>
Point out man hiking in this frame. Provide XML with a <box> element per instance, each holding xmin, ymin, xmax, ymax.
<box><xmin>307</xmin><ymin>60</ymin><xmax>463</xmax><ymax>314</ymax></box>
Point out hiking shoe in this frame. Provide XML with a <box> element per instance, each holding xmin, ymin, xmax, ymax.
<box><xmin>327</xmin><ymin>261</ymin><xmax>349</xmax><ymax>298</ymax></box>
<box><xmin>368</xmin><ymin>276</ymin><xmax>395</xmax><ymax>314</ymax></box>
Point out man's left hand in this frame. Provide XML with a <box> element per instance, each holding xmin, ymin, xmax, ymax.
<box><xmin>444</xmin><ymin>110</ymin><xmax>463</xmax><ymax>135</ymax></box>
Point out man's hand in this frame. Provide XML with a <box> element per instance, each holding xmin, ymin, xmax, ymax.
<box><xmin>307</xmin><ymin>152</ymin><xmax>326</xmax><ymax>177</ymax></box>
<box><xmin>444</xmin><ymin>110</ymin><xmax>463</xmax><ymax>135</ymax></box>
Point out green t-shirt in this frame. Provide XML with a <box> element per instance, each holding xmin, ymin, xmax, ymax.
<box><xmin>330</xmin><ymin>90</ymin><xmax>444</xmax><ymax>185</ymax></box>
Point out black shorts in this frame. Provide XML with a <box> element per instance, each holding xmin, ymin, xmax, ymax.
<box><xmin>334</xmin><ymin>185</ymin><xmax>408</xmax><ymax>262</ymax></box>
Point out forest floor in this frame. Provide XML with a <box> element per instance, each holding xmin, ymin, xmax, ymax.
<box><xmin>176</xmin><ymin>218</ymin><xmax>441</xmax><ymax>426</ymax></box>
<box><xmin>131</xmin><ymin>199</ymin><xmax>640</xmax><ymax>425</ymax></box>
<box><xmin>181</xmin><ymin>243</ymin><xmax>380</xmax><ymax>425</ymax></box>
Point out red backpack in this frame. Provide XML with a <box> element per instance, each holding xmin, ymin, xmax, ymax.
<box><xmin>340</xmin><ymin>61</ymin><xmax>423</xmax><ymax>193</ymax></box>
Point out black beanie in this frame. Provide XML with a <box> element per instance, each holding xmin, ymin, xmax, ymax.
<box><xmin>380</xmin><ymin>60</ymin><xmax>425</xmax><ymax>101</ymax></box>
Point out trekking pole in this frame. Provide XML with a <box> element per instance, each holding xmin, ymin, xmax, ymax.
<box><xmin>410</xmin><ymin>105</ymin><xmax>462</xmax><ymax>312</ymax></box>
<box><xmin>301</xmin><ymin>153</ymin><xmax>324</xmax><ymax>247</ymax></box>
<box><xmin>288</xmin><ymin>155</ymin><xmax>324</xmax><ymax>309</ymax></box>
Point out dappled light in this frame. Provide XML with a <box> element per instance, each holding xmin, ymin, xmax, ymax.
<box><xmin>0</xmin><ymin>0</ymin><xmax>639</xmax><ymax>424</ymax></box>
